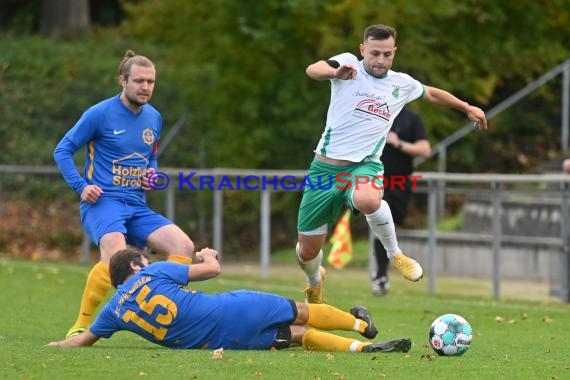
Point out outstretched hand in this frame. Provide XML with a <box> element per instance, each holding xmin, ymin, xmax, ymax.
<box><xmin>45</xmin><ymin>330</ymin><xmax>99</xmax><ymax>347</ymax></box>
<box><xmin>466</xmin><ymin>105</ymin><xmax>487</xmax><ymax>130</ymax></box>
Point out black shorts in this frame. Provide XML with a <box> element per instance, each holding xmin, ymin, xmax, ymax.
<box><xmin>271</xmin><ymin>299</ymin><xmax>297</xmax><ymax>350</ymax></box>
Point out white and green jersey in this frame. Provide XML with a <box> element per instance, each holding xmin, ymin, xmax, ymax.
<box><xmin>315</xmin><ymin>53</ymin><xmax>425</xmax><ymax>163</ymax></box>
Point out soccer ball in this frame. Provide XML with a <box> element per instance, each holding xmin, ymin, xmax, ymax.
<box><xmin>428</xmin><ymin>313</ymin><xmax>472</xmax><ymax>356</ymax></box>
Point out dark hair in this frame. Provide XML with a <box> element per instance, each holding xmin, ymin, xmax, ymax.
<box><xmin>109</xmin><ymin>248</ymin><xmax>149</xmax><ymax>288</ymax></box>
<box><xmin>117</xmin><ymin>49</ymin><xmax>154</xmax><ymax>85</ymax></box>
<box><xmin>363</xmin><ymin>24</ymin><xmax>397</xmax><ymax>43</ymax></box>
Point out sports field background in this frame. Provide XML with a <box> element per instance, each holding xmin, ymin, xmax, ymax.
<box><xmin>2</xmin><ymin>254</ymin><xmax>569</xmax><ymax>380</ymax></box>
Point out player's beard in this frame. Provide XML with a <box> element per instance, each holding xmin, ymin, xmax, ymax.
<box><xmin>126</xmin><ymin>92</ymin><xmax>150</xmax><ymax>108</ymax></box>
<box><xmin>364</xmin><ymin>63</ymin><xmax>389</xmax><ymax>78</ymax></box>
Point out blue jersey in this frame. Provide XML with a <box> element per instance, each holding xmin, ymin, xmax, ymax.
<box><xmin>90</xmin><ymin>262</ymin><xmax>296</xmax><ymax>350</ymax></box>
<box><xmin>53</xmin><ymin>95</ymin><xmax>162</xmax><ymax>205</ymax></box>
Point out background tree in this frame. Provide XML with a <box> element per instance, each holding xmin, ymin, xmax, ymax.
<box><xmin>40</xmin><ymin>0</ymin><xmax>90</xmax><ymax>37</ymax></box>
<box><xmin>118</xmin><ymin>0</ymin><xmax>570</xmax><ymax>171</ymax></box>
<box><xmin>0</xmin><ymin>0</ymin><xmax>124</xmax><ymax>34</ymax></box>
<box><xmin>1</xmin><ymin>0</ymin><xmax>569</xmax><ymax>257</ymax></box>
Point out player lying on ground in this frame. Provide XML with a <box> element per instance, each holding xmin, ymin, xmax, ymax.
<box><xmin>47</xmin><ymin>248</ymin><xmax>411</xmax><ymax>353</ymax></box>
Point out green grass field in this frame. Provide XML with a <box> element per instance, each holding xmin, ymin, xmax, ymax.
<box><xmin>1</xmin><ymin>255</ymin><xmax>569</xmax><ymax>380</ymax></box>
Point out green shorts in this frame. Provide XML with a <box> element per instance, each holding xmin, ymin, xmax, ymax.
<box><xmin>297</xmin><ymin>159</ymin><xmax>384</xmax><ymax>234</ymax></box>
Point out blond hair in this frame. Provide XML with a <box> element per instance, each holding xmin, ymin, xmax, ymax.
<box><xmin>117</xmin><ymin>50</ymin><xmax>154</xmax><ymax>84</ymax></box>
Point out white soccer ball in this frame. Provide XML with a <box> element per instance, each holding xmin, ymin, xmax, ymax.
<box><xmin>428</xmin><ymin>313</ymin><xmax>472</xmax><ymax>356</ymax></box>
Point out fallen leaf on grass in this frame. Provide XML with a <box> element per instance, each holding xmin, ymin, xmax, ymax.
<box><xmin>212</xmin><ymin>348</ymin><xmax>224</xmax><ymax>360</ymax></box>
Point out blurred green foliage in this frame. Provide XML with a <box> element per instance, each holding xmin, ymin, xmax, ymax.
<box><xmin>2</xmin><ymin>0</ymin><xmax>569</xmax><ymax>168</ymax></box>
<box><xmin>1</xmin><ymin>0</ymin><xmax>569</xmax><ymax>256</ymax></box>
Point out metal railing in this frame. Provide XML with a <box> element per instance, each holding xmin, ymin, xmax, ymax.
<box><xmin>416</xmin><ymin>172</ymin><xmax>569</xmax><ymax>303</ymax></box>
<box><xmin>416</xmin><ymin>58</ymin><xmax>570</xmax><ymax>169</ymax></box>
<box><xmin>143</xmin><ymin>169</ymin><xmax>570</xmax><ymax>302</ymax></box>
<box><xmin>1</xmin><ymin>165</ymin><xmax>569</xmax><ymax>302</ymax></box>
<box><xmin>414</xmin><ymin>59</ymin><xmax>570</xmax><ymax>220</ymax></box>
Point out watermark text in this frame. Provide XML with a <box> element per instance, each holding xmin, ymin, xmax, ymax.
<box><xmin>148</xmin><ymin>171</ymin><xmax>421</xmax><ymax>191</ymax></box>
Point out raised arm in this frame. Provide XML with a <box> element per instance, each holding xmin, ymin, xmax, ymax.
<box><xmin>187</xmin><ymin>248</ymin><xmax>221</xmax><ymax>281</ymax></box>
<box><xmin>47</xmin><ymin>329</ymin><xmax>99</xmax><ymax>348</ymax></box>
<box><xmin>306</xmin><ymin>60</ymin><xmax>358</xmax><ymax>81</ymax></box>
<box><xmin>423</xmin><ymin>86</ymin><xmax>487</xmax><ymax>130</ymax></box>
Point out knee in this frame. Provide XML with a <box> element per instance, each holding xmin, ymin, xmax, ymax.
<box><xmin>297</xmin><ymin>240</ymin><xmax>321</xmax><ymax>261</ymax></box>
<box><xmin>99</xmin><ymin>233</ymin><xmax>127</xmax><ymax>262</ymax></box>
<box><xmin>353</xmin><ymin>193</ymin><xmax>381</xmax><ymax>214</ymax></box>
<box><xmin>174</xmin><ymin>230</ymin><xmax>195</xmax><ymax>255</ymax></box>
<box><xmin>168</xmin><ymin>235</ymin><xmax>195</xmax><ymax>257</ymax></box>
<box><xmin>357</xmin><ymin>199</ymin><xmax>381</xmax><ymax>214</ymax></box>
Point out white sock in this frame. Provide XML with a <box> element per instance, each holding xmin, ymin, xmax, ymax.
<box><xmin>365</xmin><ymin>200</ymin><xmax>401</xmax><ymax>259</ymax></box>
<box><xmin>349</xmin><ymin>340</ymin><xmax>361</xmax><ymax>353</ymax></box>
<box><xmin>353</xmin><ymin>319</ymin><xmax>362</xmax><ymax>332</ymax></box>
<box><xmin>297</xmin><ymin>243</ymin><xmax>323</xmax><ymax>286</ymax></box>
